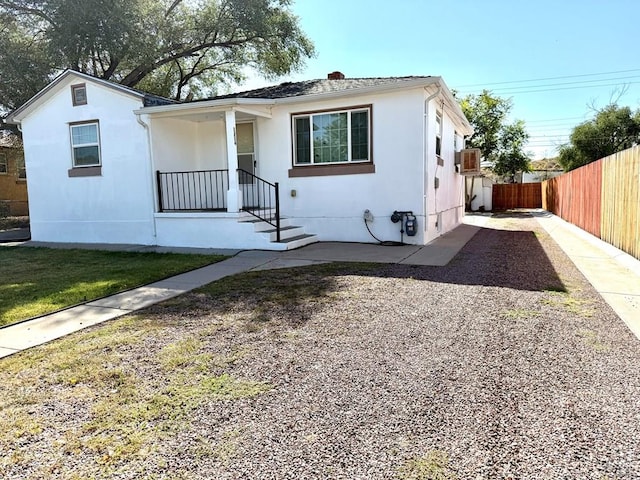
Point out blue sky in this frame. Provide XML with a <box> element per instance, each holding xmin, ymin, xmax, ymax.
<box><xmin>247</xmin><ymin>0</ymin><xmax>640</xmax><ymax>160</ymax></box>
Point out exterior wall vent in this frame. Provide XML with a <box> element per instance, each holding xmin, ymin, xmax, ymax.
<box><xmin>458</xmin><ymin>148</ymin><xmax>481</xmax><ymax>176</ymax></box>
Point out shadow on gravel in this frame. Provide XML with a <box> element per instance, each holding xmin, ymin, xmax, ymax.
<box><xmin>145</xmin><ymin>214</ymin><xmax>565</xmax><ymax>331</ymax></box>
<box><xmin>157</xmin><ymin>223</ymin><xmax>566</xmax><ymax>328</ymax></box>
<box><xmin>398</xmin><ymin>226</ymin><xmax>567</xmax><ymax>292</ymax></box>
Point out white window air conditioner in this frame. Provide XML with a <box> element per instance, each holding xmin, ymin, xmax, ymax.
<box><xmin>456</xmin><ymin>148</ymin><xmax>481</xmax><ymax>175</ymax></box>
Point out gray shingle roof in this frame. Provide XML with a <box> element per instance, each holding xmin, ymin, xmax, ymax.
<box><xmin>199</xmin><ymin>76</ymin><xmax>433</xmax><ymax>101</ymax></box>
<box><xmin>140</xmin><ymin>92</ymin><xmax>176</xmax><ymax>107</ymax></box>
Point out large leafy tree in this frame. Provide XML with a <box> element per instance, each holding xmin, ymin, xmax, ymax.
<box><xmin>493</xmin><ymin>119</ymin><xmax>530</xmax><ymax>181</ymax></box>
<box><xmin>460</xmin><ymin>91</ymin><xmax>531</xmax><ymax>207</ymax></box>
<box><xmin>558</xmin><ymin>104</ymin><xmax>640</xmax><ymax>171</ymax></box>
<box><xmin>0</xmin><ymin>0</ymin><xmax>314</xmax><ymax>114</ymax></box>
<box><xmin>460</xmin><ymin>90</ymin><xmax>510</xmax><ymax>162</ymax></box>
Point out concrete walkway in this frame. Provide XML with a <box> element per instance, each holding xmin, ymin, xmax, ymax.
<box><xmin>0</xmin><ymin>227</ymin><xmax>30</xmax><ymax>243</ymax></box>
<box><xmin>534</xmin><ymin>211</ymin><xmax>640</xmax><ymax>340</ymax></box>
<box><xmin>1</xmin><ymin>211</ymin><xmax>639</xmax><ymax>358</ymax></box>
<box><xmin>0</xmin><ymin>218</ymin><xmax>487</xmax><ymax>359</ymax></box>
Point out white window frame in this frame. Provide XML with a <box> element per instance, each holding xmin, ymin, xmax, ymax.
<box><xmin>292</xmin><ymin>106</ymin><xmax>371</xmax><ymax>166</ymax></box>
<box><xmin>70</xmin><ymin>121</ymin><xmax>101</xmax><ymax>168</ymax></box>
<box><xmin>0</xmin><ymin>153</ymin><xmax>7</xmax><ymax>174</ymax></box>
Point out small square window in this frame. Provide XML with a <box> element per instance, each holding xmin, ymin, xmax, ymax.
<box><xmin>71</xmin><ymin>84</ymin><xmax>87</xmax><ymax>106</ymax></box>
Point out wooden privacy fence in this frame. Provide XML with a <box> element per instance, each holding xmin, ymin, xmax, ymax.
<box><xmin>492</xmin><ymin>183</ymin><xmax>542</xmax><ymax>210</ymax></box>
<box><xmin>542</xmin><ymin>162</ymin><xmax>601</xmax><ymax>238</ymax></box>
<box><xmin>542</xmin><ymin>146</ymin><xmax>640</xmax><ymax>260</ymax></box>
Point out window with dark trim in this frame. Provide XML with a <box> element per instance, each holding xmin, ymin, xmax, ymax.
<box><xmin>16</xmin><ymin>156</ymin><xmax>26</xmax><ymax>179</ymax></box>
<box><xmin>71</xmin><ymin>84</ymin><xmax>87</xmax><ymax>106</ymax></box>
<box><xmin>292</xmin><ymin>106</ymin><xmax>371</xmax><ymax>166</ymax></box>
<box><xmin>70</xmin><ymin>122</ymin><xmax>101</xmax><ymax>167</ymax></box>
<box><xmin>435</xmin><ymin>111</ymin><xmax>443</xmax><ymax>157</ymax></box>
<box><xmin>0</xmin><ymin>153</ymin><xmax>6</xmax><ymax>174</ymax></box>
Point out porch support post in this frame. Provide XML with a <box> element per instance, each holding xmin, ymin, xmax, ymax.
<box><xmin>225</xmin><ymin>109</ymin><xmax>241</xmax><ymax>213</ymax></box>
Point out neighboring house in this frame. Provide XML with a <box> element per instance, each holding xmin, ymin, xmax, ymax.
<box><xmin>520</xmin><ymin>158</ymin><xmax>564</xmax><ymax>183</ymax></box>
<box><xmin>8</xmin><ymin>69</ymin><xmax>473</xmax><ymax>250</ymax></box>
<box><xmin>0</xmin><ymin>135</ymin><xmax>28</xmax><ymax>216</ymax></box>
<box><xmin>466</xmin><ymin>176</ymin><xmax>493</xmax><ymax>212</ymax></box>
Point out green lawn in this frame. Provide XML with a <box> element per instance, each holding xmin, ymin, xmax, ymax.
<box><xmin>0</xmin><ymin>247</ymin><xmax>226</xmax><ymax>327</ymax></box>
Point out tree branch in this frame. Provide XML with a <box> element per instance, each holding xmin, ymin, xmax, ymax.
<box><xmin>165</xmin><ymin>0</ymin><xmax>183</xmax><ymax>18</ymax></box>
<box><xmin>0</xmin><ymin>1</ymin><xmax>57</xmax><ymax>28</ymax></box>
<box><xmin>102</xmin><ymin>56</ymin><xmax>120</xmax><ymax>80</ymax></box>
<box><xmin>120</xmin><ymin>35</ymin><xmax>259</xmax><ymax>87</ymax></box>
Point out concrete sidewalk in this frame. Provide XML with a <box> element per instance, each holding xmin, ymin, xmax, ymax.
<box><xmin>534</xmin><ymin>211</ymin><xmax>640</xmax><ymax>340</ymax></box>
<box><xmin>0</xmin><ymin>227</ymin><xmax>30</xmax><ymax>243</ymax></box>
<box><xmin>0</xmin><ymin>217</ymin><xmax>488</xmax><ymax>359</ymax></box>
<box><xmin>1</xmin><ymin>211</ymin><xmax>638</xmax><ymax>359</ymax></box>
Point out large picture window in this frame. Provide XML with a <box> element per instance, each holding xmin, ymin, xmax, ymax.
<box><xmin>293</xmin><ymin>107</ymin><xmax>371</xmax><ymax>165</ymax></box>
<box><xmin>70</xmin><ymin>122</ymin><xmax>101</xmax><ymax>167</ymax></box>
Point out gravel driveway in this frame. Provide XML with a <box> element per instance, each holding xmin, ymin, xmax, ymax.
<box><xmin>3</xmin><ymin>213</ymin><xmax>640</xmax><ymax>479</ymax></box>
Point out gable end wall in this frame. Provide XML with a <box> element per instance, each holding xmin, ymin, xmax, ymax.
<box><xmin>20</xmin><ymin>77</ymin><xmax>155</xmax><ymax>244</ymax></box>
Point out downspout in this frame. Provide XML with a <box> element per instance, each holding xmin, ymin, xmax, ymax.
<box><xmin>423</xmin><ymin>84</ymin><xmax>441</xmax><ymax>238</ymax></box>
<box><xmin>135</xmin><ymin>112</ymin><xmax>158</xmax><ymax>241</ymax></box>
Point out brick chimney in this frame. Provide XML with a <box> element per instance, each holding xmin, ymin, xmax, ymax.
<box><xmin>327</xmin><ymin>71</ymin><xmax>345</xmax><ymax>80</ymax></box>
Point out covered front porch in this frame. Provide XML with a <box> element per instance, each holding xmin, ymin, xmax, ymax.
<box><xmin>141</xmin><ymin>102</ymin><xmax>317</xmax><ymax>250</ymax></box>
<box><xmin>147</xmin><ymin>104</ymin><xmax>270</xmax><ymax>211</ymax></box>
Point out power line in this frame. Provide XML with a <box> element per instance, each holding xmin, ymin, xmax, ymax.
<box><xmin>485</xmin><ymin>80</ymin><xmax>640</xmax><ymax>96</ymax></box>
<box><xmin>528</xmin><ymin>135</ymin><xmax>571</xmax><ymax>139</ymax></box>
<box><xmin>525</xmin><ymin>116</ymin><xmax>588</xmax><ymax>123</ymax></box>
<box><xmin>485</xmin><ymin>75</ymin><xmax>640</xmax><ymax>94</ymax></box>
<box><xmin>527</xmin><ymin>134</ymin><xmax>636</xmax><ymax>145</ymax></box>
<box><xmin>458</xmin><ymin>75</ymin><xmax>640</xmax><ymax>95</ymax></box>
<box><xmin>453</xmin><ymin>68</ymin><xmax>640</xmax><ymax>89</ymax></box>
<box><xmin>526</xmin><ymin>123</ymin><xmax>580</xmax><ymax>130</ymax></box>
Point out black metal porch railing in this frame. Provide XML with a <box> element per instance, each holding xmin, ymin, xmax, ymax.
<box><xmin>156</xmin><ymin>169</ymin><xmax>229</xmax><ymax>212</ymax></box>
<box><xmin>238</xmin><ymin>169</ymin><xmax>281</xmax><ymax>242</ymax></box>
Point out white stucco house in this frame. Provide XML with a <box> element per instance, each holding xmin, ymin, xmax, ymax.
<box><xmin>8</xmin><ymin>69</ymin><xmax>474</xmax><ymax>250</ymax></box>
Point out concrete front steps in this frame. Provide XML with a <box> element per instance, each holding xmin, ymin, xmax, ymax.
<box><xmin>238</xmin><ymin>212</ymin><xmax>318</xmax><ymax>250</ymax></box>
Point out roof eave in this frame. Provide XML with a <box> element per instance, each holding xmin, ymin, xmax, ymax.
<box><xmin>272</xmin><ymin>76</ymin><xmax>440</xmax><ymax>104</ymax></box>
<box><xmin>136</xmin><ymin>77</ymin><xmax>441</xmax><ymax>116</ymax></box>
<box><xmin>7</xmin><ymin>69</ymin><xmax>147</xmax><ymax>124</ymax></box>
<box><xmin>435</xmin><ymin>80</ymin><xmax>474</xmax><ymax>136</ymax></box>
<box><xmin>135</xmin><ymin>97</ymin><xmax>276</xmax><ymax>115</ymax></box>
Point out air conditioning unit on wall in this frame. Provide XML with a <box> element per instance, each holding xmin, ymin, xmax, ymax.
<box><xmin>455</xmin><ymin>148</ymin><xmax>481</xmax><ymax>175</ymax></box>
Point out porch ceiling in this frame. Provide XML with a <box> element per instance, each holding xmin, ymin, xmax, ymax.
<box><xmin>146</xmin><ymin>105</ymin><xmax>271</xmax><ymax>123</ymax></box>
<box><xmin>177</xmin><ymin>111</ymin><xmax>249</xmax><ymax>123</ymax></box>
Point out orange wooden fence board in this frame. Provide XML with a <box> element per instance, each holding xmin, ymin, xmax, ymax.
<box><xmin>543</xmin><ymin>145</ymin><xmax>640</xmax><ymax>261</ymax></box>
<box><xmin>492</xmin><ymin>183</ymin><xmax>542</xmax><ymax>210</ymax></box>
